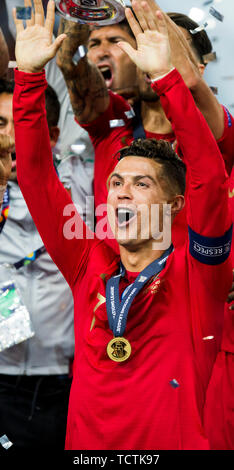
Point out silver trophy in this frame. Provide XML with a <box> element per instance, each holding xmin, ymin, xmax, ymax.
<box><xmin>55</xmin><ymin>0</ymin><xmax>126</xmax><ymax>26</ymax></box>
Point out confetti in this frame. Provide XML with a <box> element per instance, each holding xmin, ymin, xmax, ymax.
<box><xmin>72</xmin><ymin>45</ymin><xmax>88</xmax><ymax>66</ymax></box>
<box><xmin>109</xmin><ymin>119</ymin><xmax>125</xmax><ymax>128</ymax></box>
<box><xmin>8</xmin><ymin>61</ymin><xmax>17</xmax><ymax>69</ymax></box>
<box><xmin>125</xmin><ymin>109</ymin><xmax>135</xmax><ymax>119</ymax></box>
<box><xmin>209</xmin><ymin>6</ymin><xmax>224</xmax><ymax>22</ymax></box>
<box><xmin>16</xmin><ymin>6</ymin><xmax>32</xmax><ymax>20</ymax></box>
<box><xmin>202</xmin><ymin>52</ymin><xmax>217</xmax><ymax>63</ymax></box>
<box><xmin>0</xmin><ymin>434</ymin><xmax>13</xmax><ymax>450</ymax></box>
<box><xmin>210</xmin><ymin>86</ymin><xmax>218</xmax><ymax>95</ymax></box>
<box><xmin>170</xmin><ymin>379</ymin><xmax>180</xmax><ymax>389</ymax></box>
<box><xmin>203</xmin><ymin>335</ymin><xmax>214</xmax><ymax>340</ymax></box>
<box><xmin>190</xmin><ymin>22</ymin><xmax>208</xmax><ymax>35</ymax></box>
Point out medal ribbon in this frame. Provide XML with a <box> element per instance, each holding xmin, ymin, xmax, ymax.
<box><xmin>106</xmin><ymin>245</ymin><xmax>174</xmax><ymax>337</ymax></box>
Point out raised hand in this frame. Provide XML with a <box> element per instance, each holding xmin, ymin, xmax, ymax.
<box><xmin>117</xmin><ymin>0</ymin><xmax>173</xmax><ymax>80</ymax></box>
<box><xmin>13</xmin><ymin>0</ymin><xmax>66</xmax><ymax>73</ymax></box>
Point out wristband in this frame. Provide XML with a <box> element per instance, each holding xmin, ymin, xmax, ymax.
<box><xmin>151</xmin><ymin>68</ymin><xmax>175</xmax><ymax>83</ymax></box>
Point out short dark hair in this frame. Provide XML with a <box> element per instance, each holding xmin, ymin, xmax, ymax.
<box><xmin>167</xmin><ymin>12</ymin><xmax>212</xmax><ymax>65</ymax></box>
<box><xmin>117</xmin><ymin>138</ymin><xmax>186</xmax><ymax>195</ymax></box>
<box><xmin>0</xmin><ymin>78</ymin><xmax>60</xmax><ymax>128</ymax></box>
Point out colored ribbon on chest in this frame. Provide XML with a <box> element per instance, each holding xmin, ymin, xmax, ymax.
<box><xmin>106</xmin><ymin>245</ymin><xmax>173</xmax><ymax>362</ymax></box>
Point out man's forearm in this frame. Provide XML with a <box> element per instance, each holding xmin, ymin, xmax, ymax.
<box><xmin>148</xmin><ymin>1</ymin><xmax>224</xmax><ymax>140</ymax></box>
<box><xmin>0</xmin><ymin>28</ymin><xmax>9</xmax><ymax>78</ymax></box>
<box><xmin>13</xmin><ymin>70</ymin><xmax>94</xmax><ymax>288</ymax></box>
<box><xmin>56</xmin><ymin>19</ymin><xmax>109</xmax><ymax>123</ymax></box>
<box><xmin>65</xmin><ymin>63</ymin><xmax>109</xmax><ymax>123</ymax></box>
<box><xmin>56</xmin><ymin>20</ymin><xmax>90</xmax><ymax>77</ymax></box>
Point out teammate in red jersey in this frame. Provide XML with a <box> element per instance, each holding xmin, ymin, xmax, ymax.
<box><xmin>166</xmin><ymin>10</ymin><xmax>234</xmax><ymax>176</ymax></box>
<box><xmin>59</xmin><ymin>0</ymin><xmax>234</xmax><ymax>448</ymax></box>
<box><xmin>13</xmin><ymin>0</ymin><xmax>232</xmax><ymax>450</ymax></box>
<box><xmin>57</xmin><ymin>0</ymin><xmax>234</xmax><ymax>204</ymax></box>
<box><xmin>56</xmin><ymin>1</ymin><xmax>234</xmax><ymax>256</ymax></box>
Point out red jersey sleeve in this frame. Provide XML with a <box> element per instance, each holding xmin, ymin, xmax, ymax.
<box><xmin>13</xmin><ymin>69</ymin><xmax>98</xmax><ymax>289</ymax></box>
<box><xmin>152</xmin><ymin>69</ymin><xmax>232</xmax><ymax>239</ymax></box>
<box><xmin>152</xmin><ymin>69</ymin><xmax>232</xmax><ymax>300</ymax></box>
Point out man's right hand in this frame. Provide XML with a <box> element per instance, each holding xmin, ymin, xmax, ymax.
<box><xmin>56</xmin><ymin>18</ymin><xmax>90</xmax><ymax>76</ymax></box>
<box><xmin>13</xmin><ymin>0</ymin><xmax>66</xmax><ymax>73</ymax></box>
<box><xmin>117</xmin><ymin>0</ymin><xmax>173</xmax><ymax>81</ymax></box>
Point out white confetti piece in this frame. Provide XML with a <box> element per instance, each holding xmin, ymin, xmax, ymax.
<box><xmin>190</xmin><ymin>22</ymin><xmax>208</xmax><ymax>35</ymax></box>
<box><xmin>0</xmin><ymin>434</ymin><xmax>13</xmax><ymax>450</ymax></box>
<box><xmin>209</xmin><ymin>6</ymin><xmax>224</xmax><ymax>22</ymax></box>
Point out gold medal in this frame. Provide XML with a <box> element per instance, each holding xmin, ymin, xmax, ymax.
<box><xmin>107</xmin><ymin>337</ymin><xmax>131</xmax><ymax>362</ymax></box>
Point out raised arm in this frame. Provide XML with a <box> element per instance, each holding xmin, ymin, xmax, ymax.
<box><xmin>140</xmin><ymin>0</ymin><xmax>224</xmax><ymax>140</ymax></box>
<box><xmin>13</xmin><ymin>0</ymin><xmax>98</xmax><ymax>288</ymax></box>
<box><xmin>56</xmin><ymin>19</ymin><xmax>109</xmax><ymax>123</ymax></box>
<box><xmin>119</xmin><ymin>1</ymin><xmax>232</xmax><ymax>245</ymax></box>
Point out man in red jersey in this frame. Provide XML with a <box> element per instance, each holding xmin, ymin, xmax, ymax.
<box><xmin>164</xmin><ymin>12</ymin><xmax>233</xmax><ymax>452</ymax></box>
<box><xmin>164</xmin><ymin>12</ymin><xmax>234</xmax><ymax>451</ymax></box>
<box><xmin>13</xmin><ymin>0</ymin><xmax>232</xmax><ymax>450</ymax></box>
<box><xmin>164</xmin><ymin>10</ymin><xmax>234</xmax><ymax>177</ymax></box>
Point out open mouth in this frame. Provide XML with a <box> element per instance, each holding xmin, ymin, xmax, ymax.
<box><xmin>116</xmin><ymin>207</ymin><xmax>137</xmax><ymax>227</ymax></box>
<box><xmin>99</xmin><ymin>65</ymin><xmax>113</xmax><ymax>88</ymax></box>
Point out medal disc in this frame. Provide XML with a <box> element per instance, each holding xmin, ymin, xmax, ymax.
<box><xmin>107</xmin><ymin>337</ymin><xmax>131</xmax><ymax>362</ymax></box>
